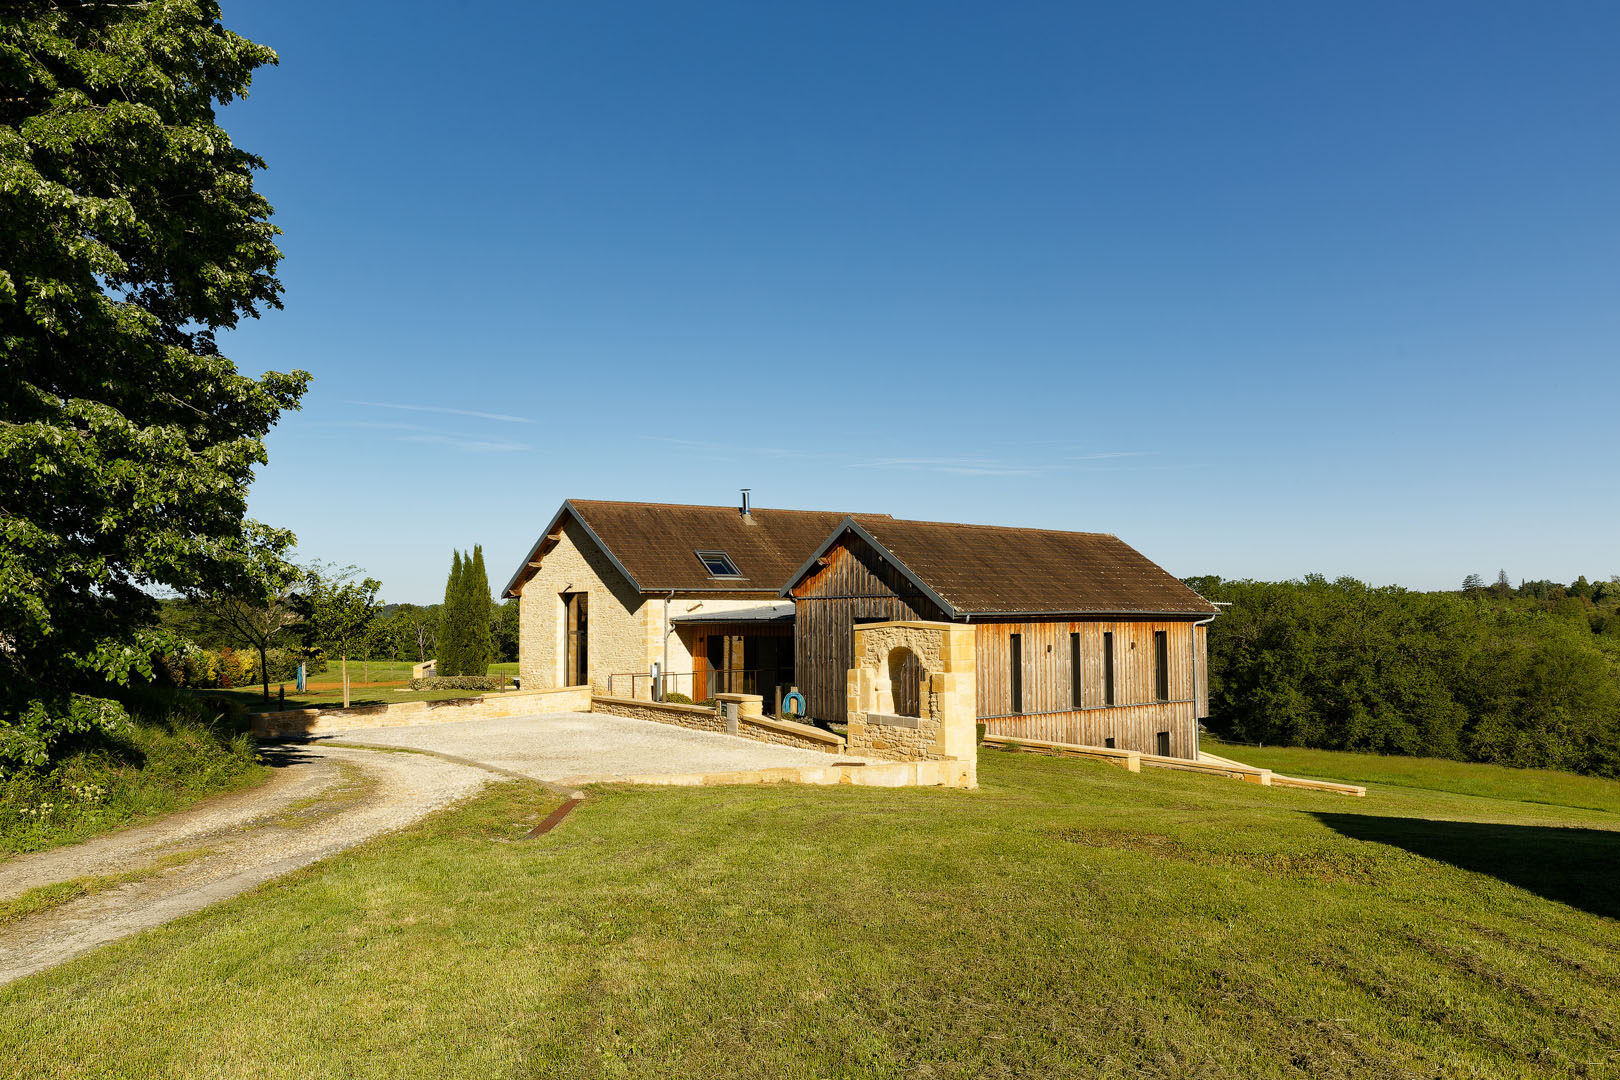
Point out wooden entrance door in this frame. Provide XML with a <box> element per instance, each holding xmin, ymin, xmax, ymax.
<box><xmin>564</xmin><ymin>592</ymin><xmax>588</xmax><ymax>687</ymax></box>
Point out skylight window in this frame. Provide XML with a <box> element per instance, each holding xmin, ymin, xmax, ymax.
<box><xmin>695</xmin><ymin>550</ymin><xmax>742</xmax><ymax>578</ymax></box>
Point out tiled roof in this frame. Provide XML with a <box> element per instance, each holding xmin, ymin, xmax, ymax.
<box><xmin>504</xmin><ymin>500</ymin><xmax>858</xmax><ymax>596</ymax></box>
<box><xmin>811</xmin><ymin>515</ymin><xmax>1218</xmax><ymax>617</ymax></box>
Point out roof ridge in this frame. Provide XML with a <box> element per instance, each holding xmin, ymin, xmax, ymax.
<box><xmin>569</xmin><ymin>499</ymin><xmax>862</xmax><ymax>517</ymax></box>
<box><xmin>853</xmin><ymin>514</ymin><xmax>1117</xmax><ymax>538</ymax></box>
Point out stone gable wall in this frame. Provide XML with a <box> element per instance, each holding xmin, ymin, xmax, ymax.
<box><xmin>517</xmin><ymin>517</ymin><xmax>647</xmax><ymax>693</ymax></box>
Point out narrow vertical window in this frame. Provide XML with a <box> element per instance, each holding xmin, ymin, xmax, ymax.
<box><xmin>1102</xmin><ymin>631</ymin><xmax>1115</xmax><ymax>706</ymax></box>
<box><xmin>1070</xmin><ymin>632</ymin><xmax>1082</xmax><ymax>709</ymax></box>
<box><xmin>1009</xmin><ymin>633</ymin><xmax>1023</xmax><ymax>714</ymax></box>
<box><xmin>1156</xmin><ymin>730</ymin><xmax>1171</xmax><ymax>756</ymax></box>
<box><xmin>1154</xmin><ymin>630</ymin><xmax>1169</xmax><ymax>702</ymax></box>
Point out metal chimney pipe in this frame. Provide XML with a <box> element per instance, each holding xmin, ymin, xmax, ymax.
<box><xmin>740</xmin><ymin>488</ymin><xmax>751</xmax><ymax>517</ymax></box>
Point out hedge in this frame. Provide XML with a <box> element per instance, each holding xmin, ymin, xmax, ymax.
<box><xmin>407</xmin><ymin>676</ymin><xmax>509</xmax><ymax>691</ymax></box>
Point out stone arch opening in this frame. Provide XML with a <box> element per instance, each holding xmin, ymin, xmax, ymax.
<box><xmin>888</xmin><ymin>645</ymin><xmax>925</xmax><ymax>718</ymax></box>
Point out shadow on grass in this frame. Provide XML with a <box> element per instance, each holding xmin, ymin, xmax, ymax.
<box><xmin>1315</xmin><ymin>813</ymin><xmax>1620</xmax><ymax>921</ymax></box>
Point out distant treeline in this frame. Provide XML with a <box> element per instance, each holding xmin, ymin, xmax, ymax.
<box><xmin>1184</xmin><ymin>574</ymin><xmax>1620</xmax><ymax>777</ymax></box>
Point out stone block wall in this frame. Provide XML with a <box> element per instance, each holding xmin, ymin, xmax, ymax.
<box><xmin>517</xmin><ymin>516</ymin><xmax>649</xmax><ymax>693</ymax></box>
<box><xmin>591</xmin><ymin>695</ymin><xmax>728</xmax><ymax>733</ymax></box>
<box><xmin>251</xmin><ymin>685</ymin><xmax>592</xmax><ymax>738</ymax></box>
<box><xmin>591</xmin><ymin>695</ymin><xmax>845</xmax><ymax>754</ymax></box>
<box><xmin>845</xmin><ymin>621</ymin><xmax>977</xmax><ymax>787</ymax></box>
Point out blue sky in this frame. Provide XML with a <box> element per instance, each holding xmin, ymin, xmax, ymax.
<box><xmin>219</xmin><ymin>2</ymin><xmax>1620</xmax><ymax>603</ymax></box>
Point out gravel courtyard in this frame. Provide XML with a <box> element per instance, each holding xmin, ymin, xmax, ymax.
<box><xmin>318</xmin><ymin>710</ymin><xmax>842</xmax><ymax>784</ymax></box>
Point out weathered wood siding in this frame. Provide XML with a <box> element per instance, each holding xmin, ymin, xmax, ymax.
<box><xmin>791</xmin><ymin>534</ymin><xmax>945</xmax><ymax>725</ymax></box>
<box><xmin>987</xmin><ymin>701</ymin><xmax>1199</xmax><ymax>759</ymax></box>
<box><xmin>1195</xmin><ymin>623</ymin><xmax>1209</xmax><ymax>718</ymax></box>
<box><xmin>975</xmin><ymin>619</ymin><xmax>1204</xmax><ymax>759</ymax></box>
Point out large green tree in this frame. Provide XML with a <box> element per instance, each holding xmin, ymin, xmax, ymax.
<box><xmin>0</xmin><ymin>2</ymin><xmax>304</xmax><ymax>765</ymax></box>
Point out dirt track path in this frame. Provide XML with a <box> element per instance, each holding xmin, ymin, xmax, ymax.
<box><xmin>0</xmin><ymin>743</ymin><xmax>492</xmax><ymax>986</ymax></box>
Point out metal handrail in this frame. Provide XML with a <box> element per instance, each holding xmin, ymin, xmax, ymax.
<box><xmin>605</xmin><ymin>668</ymin><xmax>793</xmax><ymax>702</ymax></box>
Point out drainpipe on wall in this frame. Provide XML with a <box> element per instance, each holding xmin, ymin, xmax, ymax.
<box><xmin>1190</xmin><ymin>610</ymin><xmax>1220</xmax><ymax>757</ymax></box>
<box><xmin>661</xmin><ymin>590</ymin><xmax>675</xmax><ymax>701</ymax></box>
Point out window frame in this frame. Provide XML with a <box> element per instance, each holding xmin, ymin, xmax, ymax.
<box><xmin>1102</xmin><ymin>631</ymin><xmax>1115</xmax><ymax>707</ymax></box>
<box><xmin>1070</xmin><ymin>632</ymin><xmax>1082</xmax><ymax>709</ymax></box>
<box><xmin>1009</xmin><ymin>632</ymin><xmax>1024</xmax><ymax>715</ymax></box>
<box><xmin>1153</xmin><ymin>630</ymin><xmax>1169</xmax><ymax>702</ymax></box>
<box><xmin>694</xmin><ymin>550</ymin><xmax>743</xmax><ymax>579</ymax></box>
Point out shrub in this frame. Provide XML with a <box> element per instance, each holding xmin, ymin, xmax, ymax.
<box><xmin>407</xmin><ymin>676</ymin><xmax>508</xmax><ymax>691</ymax></box>
<box><xmin>0</xmin><ymin>688</ymin><xmax>261</xmax><ymax>856</ymax></box>
<box><xmin>662</xmin><ymin>692</ymin><xmax>694</xmax><ymax>705</ymax></box>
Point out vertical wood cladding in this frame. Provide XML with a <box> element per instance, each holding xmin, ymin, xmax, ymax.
<box><xmin>790</xmin><ymin>534</ymin><xmax>944</xmax><ymax>725</ymax></box>
<box><xmin>974</xmin><ymin>619</ymin><xmax>1204</xmax><ymax>758</ymax></box>
<box><xmin>788</xmin><ymin>531</ymin><xmax>1210</xmax><ymax>756</ymax></box>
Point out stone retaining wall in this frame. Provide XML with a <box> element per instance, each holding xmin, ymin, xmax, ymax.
<box><xmin>590</xmin><ymin>695</ymin><xmax>845</xmax><ymax>754</ymax></box>
<box><xmin>251</xmin><ymin>685</ymin><xmax>593</xmax><ymax>738</ymax></box>
<box><xmin>590</xmin><ymin>695</ymin><xmax>726</xmax><ymax>733</ymax></box>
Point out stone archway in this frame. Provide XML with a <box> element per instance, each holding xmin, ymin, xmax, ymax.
<box><xmin>845</xmin><ymin>621</ymin><xmax>978</xmax><ymax>788</ymax></box>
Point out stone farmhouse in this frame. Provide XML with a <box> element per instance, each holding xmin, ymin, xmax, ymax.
<box><xmin>501</xmin><ymin>495</ymin><xmax>1218</xmax><ymax>760</ymax></box>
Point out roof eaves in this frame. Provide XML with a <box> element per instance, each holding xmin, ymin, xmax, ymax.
<box><xmin>501</xmin><ymin>501</ymin><xmax>573</xmax><ymax>598</ymax></box>
<box><xmin>564</xmin><ymin>500</ymin><xmax>646</xmax><ymax>594</ymax></box>
<box><xmin>953</xmin><ymin>607</ymin><xmax>1220</xmax><ymax>619</ymax></box>
<box><xmin>777</xmin><ymin>517</ymin><xmax>858</xmax><ymax>600</ymax></box>
<box><xmin>502</xmin><ymin>500</ymin><xmax>648</xmax><ymax>599</ymax></box>
<box><xmin>843</xmin><ymin>518</ymin><xmax>960</xmax><ymax>619</ymax></box>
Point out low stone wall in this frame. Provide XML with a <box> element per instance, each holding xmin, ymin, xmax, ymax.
<box><xmin>735</xmin><ymin>713</ymin><xmax>845</xmax><ymax>753</ymax></box>
<box><xmin>590</xmin><ymin>695</ymin><xmax>726</xmax><ymax>734</ymax></box>
<box><xmin>251</xmin><ymin>685</ymin><xmax>593</xmax><ymax>738</ymax></box>
<box><xmin>590</xmin><ymin>696</ymin><xmax>845</xmax><ymax>754</ymax></box>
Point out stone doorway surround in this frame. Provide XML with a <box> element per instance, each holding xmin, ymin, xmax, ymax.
<box><xmin>845</xmin><ymin>620</ymin><xmax>977</xmax><ymax>788</ymax></box>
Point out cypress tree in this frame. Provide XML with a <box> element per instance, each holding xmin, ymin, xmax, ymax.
<box><xmin>466</xmin><ymin>545</ymin><xmax>493</xmax><ymax>676</ymax></box>
<box><xmin>438</xmin><ymin>550</ymin><xmax>464</xmax><ymax>675</ymax></box>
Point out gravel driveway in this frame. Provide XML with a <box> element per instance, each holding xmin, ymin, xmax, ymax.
<box><xmin>0</xmin><ymin>743</ymin><xmax>490</xmax><ymax>986</ymax></box>
<box><xmin>320</xmin><ymin>710</ymin><xmax>840</xmax><ymax>783</ymax></box>
<box><xmin>0</xmin><ymin>708</ymin><xmax>838</xmax><ymax>986</ymax></box>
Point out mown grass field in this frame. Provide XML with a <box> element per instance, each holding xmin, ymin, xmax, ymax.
<box><xmin>3</xmin><ymin>745</ymin><xmax>1617</xmax><ymax>1078</ymax></box>
<box><xmin>215</xmin><ymin>659</ymin><xmax>522</xmax><ymax>712</ymax></box>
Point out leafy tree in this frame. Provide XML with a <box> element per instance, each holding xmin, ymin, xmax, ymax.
<box><xmin>1461</xmin><ymin>573</ymin><xmax>1485</xmax><ymax>593</ymax></box>
<box><xmin>1188</xmin><ymin>574</ymin><xmax>1620</xmax><ymax>777</ymax></box>
<box><xmin>0</xmin><ymin>1</ymin><xmax>304</xmax><ymax>766</ymax></box>
<box><xmin>188</xmin><ymin>524</ymin><xmax>300</xmax><ymax>701</ymax></box>
<box><xmin>392</xmin><ymin>604</ymin><xmax>438</xmax><ymax>664</ymax></box>
<box><xmin>293</xmin><ymin>566</ymin><xmax>380</xmax><ymax>709</ymax></box>
<box><xmin>492</xmin><ymin>598</ymin><xmax>520</xmax><ymax>663</ymax></box>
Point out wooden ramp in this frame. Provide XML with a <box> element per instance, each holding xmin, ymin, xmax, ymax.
<box><xmin>981</xmin><ymin>734</ymin><xmax>1366</xmax><ymax>796</ymax></box>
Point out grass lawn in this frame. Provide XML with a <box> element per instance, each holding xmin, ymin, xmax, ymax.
<box><xmin>215</xmin><ymin>659</ymin><xmax>524</xmax><ymax>712</ymax></box>
<box><xmin>209</xmin><ymin>685</ymin><xmax>526</xmax><ymax>713</ymax></box>
<box><xmin>4</xmin><ymin>748</ymin><xmax>1618</xmax><ymax>1078</ymax></box>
